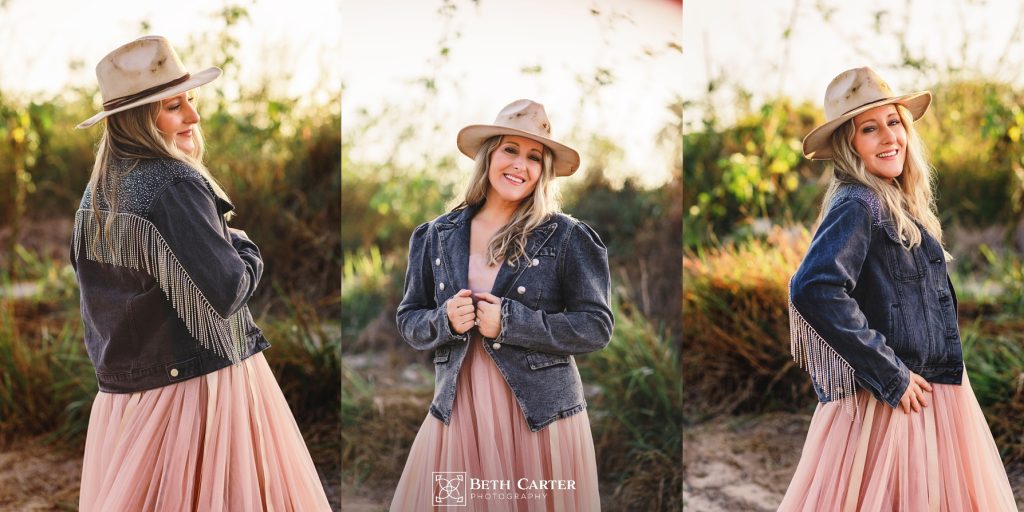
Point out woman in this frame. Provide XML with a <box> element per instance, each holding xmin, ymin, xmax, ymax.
<box><xmin>390</xmin><ymin>99</ymin><xmax>613</xmax><ymax>511</ymax></box>
<box><xmin>71</xmin><ymin>36</ymin><xmax>330</xmax><ymax>511</ymax></box>
<box><xmin>780</xmin><ymin>67</ymin><xmax>1016</xmax><ymax>511</ymax></box>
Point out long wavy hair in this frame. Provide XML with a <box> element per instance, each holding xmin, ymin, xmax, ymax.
<box><xmin>88</xmin><ymin>95</ymin><xmax>232</xmax><ymax>244</ymax></box>
<box><xmin>452</xmin><ymin>135</ymin><xmax>559</xmax><ymax>266</ymax></box>
<box><xmin>817</xmin><ymin>104</ymin><xmax>944</xmax><ymax>252</ymax></box>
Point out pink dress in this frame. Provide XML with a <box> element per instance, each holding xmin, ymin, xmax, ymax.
<box><xmin>779</xmin><ymin>369</ymin><xmax>1017</xmax><ymax>511</ymax></box>
<box><xmin>79</xmin><ymin>352</ymin><xmax>331</xmax><ymax>511</ymax></box>
<box><xmin>389</xmin><ymin>253</ymin><xmax>601</xmax><ymax>511</ymax></box>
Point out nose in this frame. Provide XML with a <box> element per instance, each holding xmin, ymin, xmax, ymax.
<box><xmin>182</xmin><ymin>99</ymin><xmax>200</xmax><ymax>125</ymax></box>
<box><xmin>879</xmin><ymin>124</ymin><xmax>896</xmax><ymax>144</ymax></box>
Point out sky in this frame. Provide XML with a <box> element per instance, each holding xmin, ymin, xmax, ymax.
<box><xmin>0</xmin><ymin>0</ymin><xmax>341</xmax><ymax>105</ymax></box>
<box><xmin>341</xmin><ymin>0</ymin><xmax>683</xmax><ymax>188</ymax></box>
<box><xmin>683</xmin><ymin>0</ymin><xmax>1024</xmax><ymax>127</ymax></box>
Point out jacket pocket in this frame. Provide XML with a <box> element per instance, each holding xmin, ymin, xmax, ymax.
<box><xmin>434</xmin><ymin>346</ymin><xmax>451</xmax><ymax>363</ymax></box>
<box><xmin>525</xmin><ymin>350</ymin><xmax>570</xmax><ymax>370</ymax></box>
<box><xmin>881</xmin><ymin>222</ymin><xmax>925</xmax><ymax>281</ymax></box>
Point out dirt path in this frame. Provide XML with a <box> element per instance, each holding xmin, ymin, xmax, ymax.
<box><xmin>684</xmin><ymin>412</ymin><xmax>1024</xmax><ymax>511</ymax></box>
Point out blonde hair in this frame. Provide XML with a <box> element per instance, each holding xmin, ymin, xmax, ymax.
<box><xmin>818</xmin><ymin>104</ymin><xmax>944</xmax><ymax>251</ymax></box>
<box><xmin>454</xmin><ymin>135</ymin><xmax>559</xmax><ymax>266</ymax></box>
<box><xmin>88</xmin><ymin>95</ymin><xmax>232</xmax><ymax>244</ymax></box>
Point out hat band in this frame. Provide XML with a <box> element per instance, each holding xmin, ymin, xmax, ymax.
<box><xmin>838</xmin><ymin>95</ymin><xmax>898</xmax><ymax>118</ymax></box>
<box><xmin>102</xmin><ymin>73</ymin><xmax>191</xmax><ymax>111</ymax></box>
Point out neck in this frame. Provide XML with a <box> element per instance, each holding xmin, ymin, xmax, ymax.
<box><xmin>477</xmin><ymin>194</ymin><xmax>521</xmax><ymax>226</ymax></box>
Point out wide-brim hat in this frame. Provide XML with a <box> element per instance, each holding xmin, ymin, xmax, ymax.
<box><xmin>76</xmin><ymin>36</ymin><xmax>221</xmax><ymax>129</ymax></box>
<box><xmin>457</xmin><ymin>99</ymin><xmax>581</xmax><ymax>176</ymax></box>
<box><xmin>802</xmin><ymin>67</ymin><xmax>931</xmax><ymax>160</ymax></box>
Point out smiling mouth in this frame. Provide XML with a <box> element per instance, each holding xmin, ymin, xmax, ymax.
<box><xmin>876</xmin><ymin>149</ymin><xmax>898</xmax><ymax>158</ymax></box>
<box><xmin>503</xmin><ymin>173</ymin><xmax>525</xmax><ymax>185</ymax></box>
<box><xmin>178</xmin><ymin>130</ymin><xmax>192</xmax><ymax>137</ymax></box>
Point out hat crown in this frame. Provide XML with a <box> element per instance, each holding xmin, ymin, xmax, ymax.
<box><xmin>823</xmin><ymin>67</ymin><xmax>896</xmax><ymax>121</ymax></box>
<box><xmin>493</xmin><ymin>99</ymin><xmax>553</xmax><ymax>139</ymax></box>
<box><xmin>96</xmin><ymin>36</ymin><xmax>188</xmax><ymax>103</ymax></box>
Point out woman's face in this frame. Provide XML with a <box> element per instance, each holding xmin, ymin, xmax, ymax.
<box><xmin>486</xmin><ymin>135</ymin><xmax>544</xmax><ymax>205</ymax></box>
<box><xmin>851</xmin><ymin>104</ymin><xmax>907</xmax><ymax>180</ymax></box>
<box><xmin>155</xmin><ymin>91</ymin><xmax>200</xmax><ymax>154</ymax></box>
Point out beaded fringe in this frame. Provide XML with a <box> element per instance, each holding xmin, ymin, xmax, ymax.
<box><xmin>73</xmin><ymin>209</ymin><xmax>244</xmax><ymax>364</ymax></box>
<box><xmin>789</xmin><ymin>299</ymin><xmax>857</xmax><ymax>420</ymax></box>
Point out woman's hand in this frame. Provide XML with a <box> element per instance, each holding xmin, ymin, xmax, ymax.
<box><xmin>473</xmin><ymin>292</ymin><xmax>502</xmax><ymax>339</ymax></box>
<box><xmin>898</xmin><ymin>371</ymin><xmax>933</xmax><ymax>414</ymax></box>
<box><xmin>446</xmin><ymin>289</ymin><xmax>476</xmax><ymax>334</ymax></box>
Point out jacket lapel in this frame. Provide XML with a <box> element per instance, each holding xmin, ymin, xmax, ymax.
<box><xmin>436</xmin><ymin>207</ymin><xmax>474</xmax><ymax>292</ymax></box>
<box><xmin>490</xmin><ymin>221</ymin><xmax>558</xmax><ymax>296</ymax></box>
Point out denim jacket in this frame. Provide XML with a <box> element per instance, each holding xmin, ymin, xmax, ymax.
<box><xmin>396</xmin><ymin>206</ymin><xmax>614</xmax><ymax>431</ymax></box>
<box><xmin>71</xmin><ymin>158</ymin><xmax>268</xmax><ymax>393</ymax></box>
<box><xmin>789</xmin><ymin>183</ymin><xmax>963</xmax><ymax>412</ymax></box>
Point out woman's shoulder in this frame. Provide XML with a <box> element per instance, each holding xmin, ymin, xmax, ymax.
<box><xmin>547</xmin><ymin>213</ymin><xmax>606</xmax><ymax>247</ymax></box>
<box><xmin>828</xmin><ymin>182</ymin><xmax>884</xmax><ymax>225</ymax></box>
<box><xmin>118</xmin><ymin>158</ymin><xmax>210</xmax><ymax>213</ymax></box>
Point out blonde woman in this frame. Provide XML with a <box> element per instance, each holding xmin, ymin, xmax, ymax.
<box><xmin>72</xmin><ymin>36</ymin><xmax>329</xmax><ymax>510</ymax></box>
<box><xmin>780</xmin><ymin>67</ymin><xmax>1016</xmax><ymax>510</ymax></box>
<box><xmin>390</xmin><ymin>99</ymin><xmax>613</xmax><ymax>511</ymax></box>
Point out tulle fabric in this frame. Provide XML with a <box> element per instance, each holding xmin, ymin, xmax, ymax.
<box><xmin>79</xmin><ymin>352</ymin><xmax>330</xmax><ymax>512</ymax></box>
<box><xmin>779</xmin><ymin>369</ymin><xmax>1017</xmax><ymax>512</ymax></box>
<box><xmin>389</xmin><ymin>258</ymin><xmax>601</xmax><ymax>511</ymax></box>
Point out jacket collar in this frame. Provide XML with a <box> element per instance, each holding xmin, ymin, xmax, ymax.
<box><xmin>436</xmin><ymin>204</ymin><xmax>559</xmax><ymax>295</ymax></box>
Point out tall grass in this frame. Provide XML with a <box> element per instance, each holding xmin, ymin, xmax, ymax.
<box><xmin>683</xmin><ymin>227</ymin><xmax>812</xmax><ymax>417</ymax></box>
<box><xmin>580</xmin><ymin>296</ymin><xmax>682</xmax><ymax>511</ymax></box>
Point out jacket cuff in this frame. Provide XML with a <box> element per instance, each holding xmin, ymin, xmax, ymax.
<box><xmin>876</xmin><ymin>363</ymin><xmax>910</xmax><ymax>408</ymax></box>
<box><xmin>439</xmin><ymin>298</ymin><xmax>469</xmax><ymax>344</ymax></box>
<box><xmin>493</xmin><ymin>297</ymin><xmax>512</xmax><ymax>345</ymax></box>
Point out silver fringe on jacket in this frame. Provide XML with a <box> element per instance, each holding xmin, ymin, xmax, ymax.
<box><xmin>73</xmin><ymin>209</ymin><xmax>245</xmax><ymax>364</ymax></box>
<box><xmin>789</xmin><ymin>299</ymin><xmax>857</xmax><ymax>419</ymax></box>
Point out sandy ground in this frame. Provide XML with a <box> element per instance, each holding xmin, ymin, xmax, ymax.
<box><xmin>0</xmin><ymin>437</ymin><xmax>341</xmax><ymax>511</ymax></box>
<box><xmin>684</xmin><ymin>412</ymin><xmax>1024</xmax><ymax>511</ymax></box>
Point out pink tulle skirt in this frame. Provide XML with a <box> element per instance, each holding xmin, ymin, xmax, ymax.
<box><xmin>389</xmin><ymin>339</ymin><xmax>601</xmax><ymax>511</ymax></box>
<box><xmin>79</xmin><ymin>352</ymin><xmax>330</xmax><ymax>512</ymax></box>
<box><xmin>779</xmin><ymin>369</ymin><xmax>1016</xmax><ymax>511</ymax></box>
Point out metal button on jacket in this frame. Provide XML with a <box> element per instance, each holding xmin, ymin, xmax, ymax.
<box><xmin>532</xmin><ymin>258</ymin><xmax>540</xmax><ymax>267</ymax></box>
<box><xmin>492</xmin><ymin>342</ymin><xmax>502</xmax><ymax>350</ymax></box>
<box><xmin>435</xmin><ymin>258</ymin><xmax>441</xmax><ymax>266</ymax></box>
<box><xmin>439</xmin><ymin>282</ymin><xmax>445</xmax><ymax>290</ymax></box>
<box><xmin>169</xmin><ymin>368</ymin><xmax>179</xmax><ymax>377</ymax></box>
<box><xmin>517</xmin><ymin>286</ymin><xmax>526</xmax><ymax>294</ymax></box>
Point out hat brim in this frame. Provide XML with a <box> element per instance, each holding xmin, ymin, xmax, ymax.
<box><xmin>457</xmin><ymin>124</ymin><xmax>581</xmax><ymax>177</ymax></box>
<box><xmin>802</xmin><ymin>91</ymin><xmax>932</xmax><ymax>160</ymax></box>
<box><xmin>75</xmin><ymin>67</ymin><xmax>222</xmax><ymax>129</ymax></box>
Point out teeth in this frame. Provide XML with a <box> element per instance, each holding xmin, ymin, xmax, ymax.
<box><xmin>877</xmin><ymin>150</ymin><xmax>897</xmax><ymax>158</ymax></box>
<box><xmin>504</xmin><ymin>174</ymin><xmax>525</xmax><ymax>184</ymax></box>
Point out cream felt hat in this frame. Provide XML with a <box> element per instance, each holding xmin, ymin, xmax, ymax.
<box><xmin>76</xmin><ymin>36</ymin><xmax>221</xmax><ymax>129</ymax></box>
<box><xmin>457</xmin><ymin>99</ymin><xmax>581</xmax><ymax>176</ymax></box>
<box><xmin>802</xmin><ymin>67</ymin><xmax>931</xmax><ymax>160</ymax></box>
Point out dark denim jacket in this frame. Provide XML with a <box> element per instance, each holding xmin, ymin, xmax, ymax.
<box><xmin>790</xmin><ymin>183</ymin><xmax>963</xmax><ymax>410</ymax></box>
<box><xmin>71</xmin><ymin>158</ymin><xmax>268</xmax><ymax>393</ymax></box>
<box><xmin>396</xmin><ymin>206</ymin><xmax>614</xmax><ymax>431</ymax></box>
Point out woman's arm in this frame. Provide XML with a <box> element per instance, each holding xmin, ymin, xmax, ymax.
<box><xmin>487</xmin><ymin>221</ymin><xmax>614</xmax><ymax>356</ymax></box>
<box><xmin>148</xmin><ymin>179</ymin><xmax>263</xmax><ymax>318</ymax></box>
<box><xmin>790</xmin><ymin>197</ymin><xmax>909</xmax><ymax>408</ymax></box>
<box><xmin>395</xmin><ymin>223</ymin><xmax>470</xmax><ymax>351</ymax></box>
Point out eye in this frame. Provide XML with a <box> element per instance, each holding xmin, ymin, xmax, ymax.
<box><xmin>167</xmin><ymin>102</ymin><xmax>180</xmax><ymax>111</ymax></box>
<box><xmin>528</xmin><ymin>154</ymin><xmax>541</xmax><ymax>162</ymax></box>
<box><xmin>861</xmin><ymin>125</ymin><xmax>875</xmax><ymax>134</ymax></box>
<box><xmin>503</xmin><ymin>146</ymin><xmax>517</xmax><ymax>155</ymax></box>
<box><xmin>887</xmin><ymin>118</ymin><xmax>901</xmax><ymax>126</ymax></box>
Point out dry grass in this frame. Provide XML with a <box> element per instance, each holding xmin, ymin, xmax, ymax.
<box><xmin>683</xmin><ymin>226</ymin><xmax>812</xmax><ymax>417</ymax></box>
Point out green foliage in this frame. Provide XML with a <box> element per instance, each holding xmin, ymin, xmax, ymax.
<box><xmin>579</xmin><ymin>297</ymin><xmax>682</xmax><ymax>511</ymax></box>
<box><xmin>341</xmin><ymin>246</ymin><xmax>403</xmax><ymax>339</ymax></box>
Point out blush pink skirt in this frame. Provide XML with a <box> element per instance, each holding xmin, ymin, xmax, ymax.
<box><xmin>389</xmin><ymin>338</ymin><xmax>601</xmax><ymax>511</ymax></box>
<box><xmin>79</xmin><ymin>352</ymin><xmax>330</xmax><ymax>512</ymax></box>
<box><xmin>779</xmin><ymin>369</ymin><xmax>1017</xmax><ymax>511</ymax></box>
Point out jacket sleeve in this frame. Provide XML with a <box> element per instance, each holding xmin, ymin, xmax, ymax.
<box><xmin>790</xmin><ymin>197</ymin><xmax>910</xmax><ymax>408</ymax></box>
<box><xmin>492</xmin><ymin>221</ymin><xmax>614</xmax><ymax>355</ymax></box>
<box><xmin>395</xmin><ymin>223</ymin><xmax>469</xmax><ymax>351</ymax></box>
<box><xmin>148</xmin><ymin>179</ymin><xmax>263</xmax><ymax>318</ymax></box>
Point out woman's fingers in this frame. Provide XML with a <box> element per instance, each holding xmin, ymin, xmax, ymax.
<box><xmin>473</xmin><ymin>292</ymin><xmax>501</xmax><ymax>304</ymax></box>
